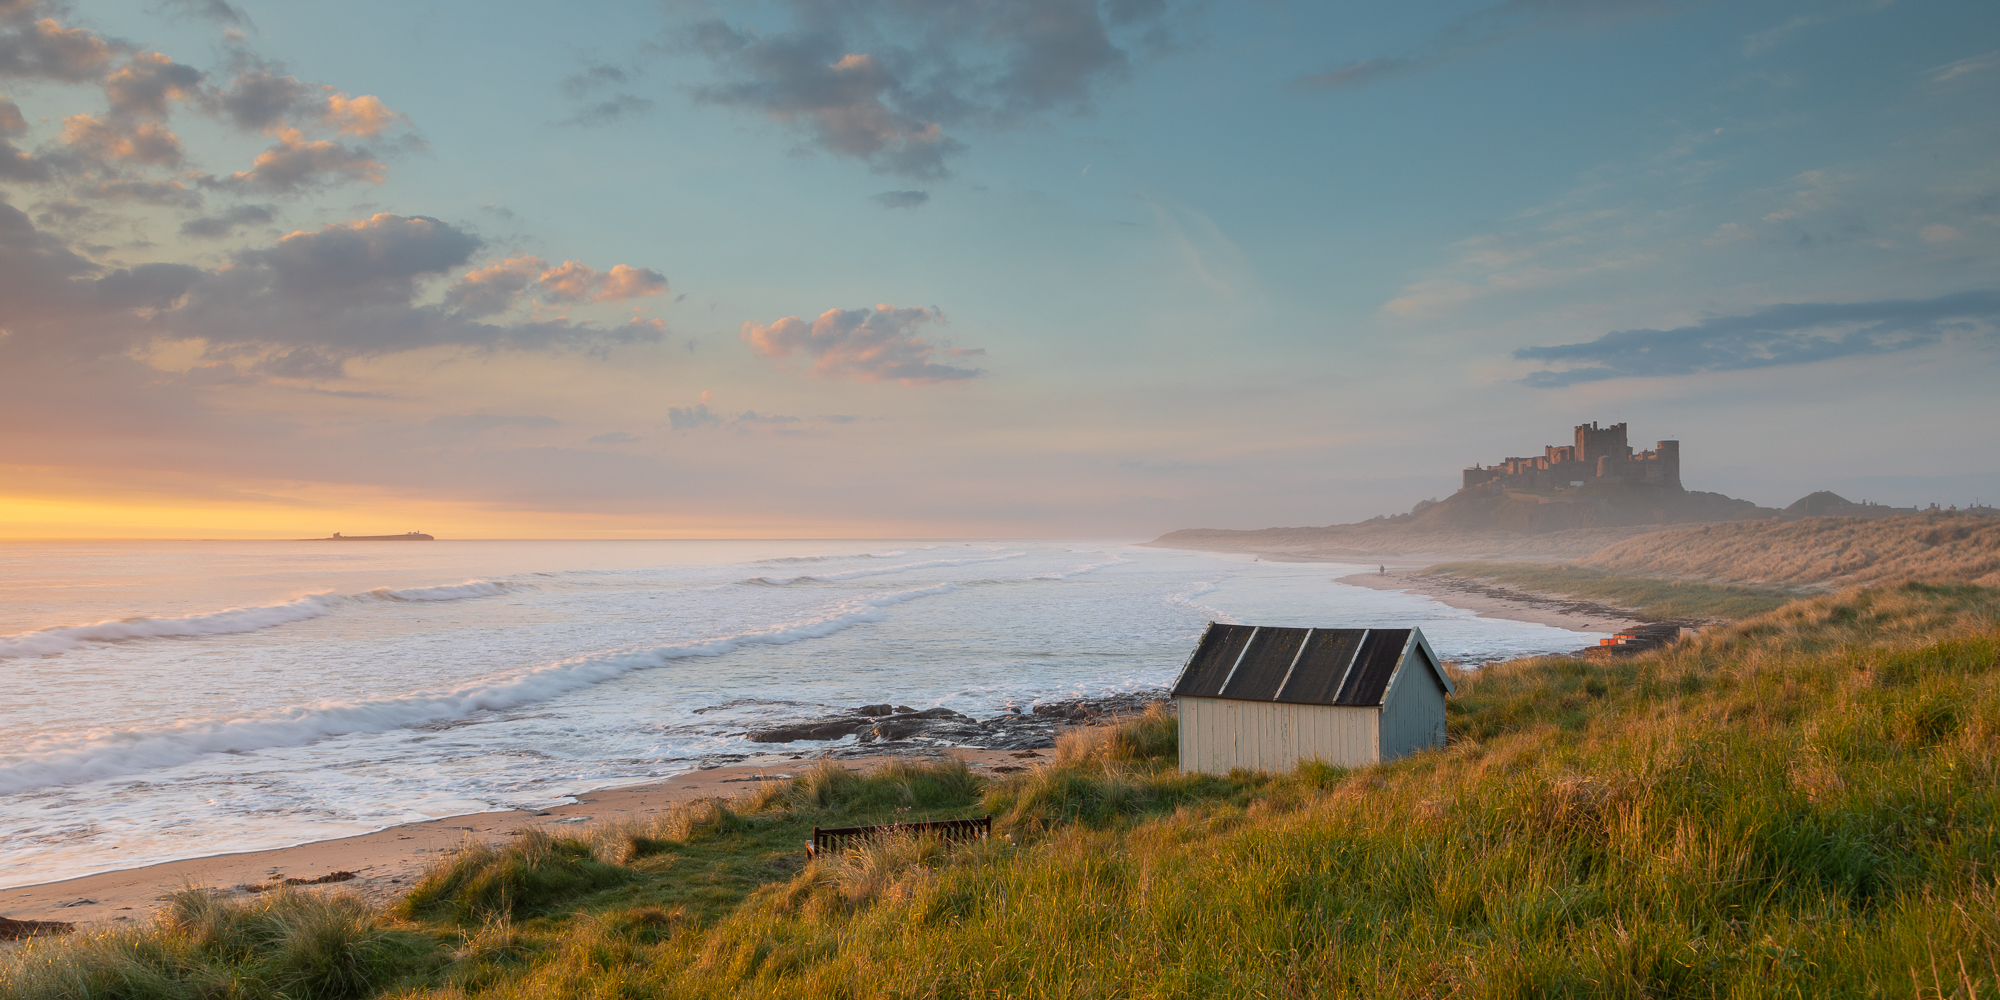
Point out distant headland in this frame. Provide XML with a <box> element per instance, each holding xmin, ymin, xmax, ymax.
<box><xmin>300</xmin><ymin>532</ymin><xmax>435</xmax><ymax>541</ymax></box>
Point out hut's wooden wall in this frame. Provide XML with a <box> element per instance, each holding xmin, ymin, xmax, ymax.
<box><xmin>1176</xmin><ymin>697</ymin><xmax>1379</xmax><ymax>774</ymax></box>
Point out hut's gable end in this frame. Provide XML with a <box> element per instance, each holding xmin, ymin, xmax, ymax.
<box><xmin>1378</xmin><ymin>645</ymin><xmax>1449</xmax><ymax>759</ymax></box>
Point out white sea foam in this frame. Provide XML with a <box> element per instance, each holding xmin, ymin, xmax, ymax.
<box><xmin>0</xmin><ymin>580</ymin><xmax>518</xmax><ymax>659</ymax></box>
<box><xmin>370</xmin><ymin>580</ymin><xmax>515</xmax><ymax>602</ymax></box>
<box><xmin>1033</xmin><ymin>553</ymin><xmax>1129</xmax><ymax>580</ymax></box>
<box><xmin>0</xmin><ymin>582</ymin><xmax>957</xmax><ymax>794</ymax></box>
<box><xmin>745</xmin><ymin>552</ymin><xmax>1026</xmax><ymax>585</ymax></box>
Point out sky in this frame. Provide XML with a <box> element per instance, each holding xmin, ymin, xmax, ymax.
<box><xmin>0</xmin><ymin>0</ymin><xmax>1995</xmax><ymax>539</ymax></box>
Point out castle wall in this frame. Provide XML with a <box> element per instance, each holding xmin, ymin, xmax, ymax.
<box><xmin>1461</xmin><ymin>424</ymin><xmax>1681</xmax><ymax>493</ymax></box>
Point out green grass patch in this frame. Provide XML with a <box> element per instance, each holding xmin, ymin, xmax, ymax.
<box><xmin>1425</xmin><ymin>560</ymin><xmax>1800</xmax><ymax>620</ymax></box>
<box><xmin>0</xmin><ymin>888</ymin><xmax>440</xmax><ymax>1000</ymax></box>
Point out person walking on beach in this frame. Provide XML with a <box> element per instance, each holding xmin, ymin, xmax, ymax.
<box><xmin>1378</xmin><ymin>564</ymin><xmax>1386</xmax><ymax>575</ymax></box>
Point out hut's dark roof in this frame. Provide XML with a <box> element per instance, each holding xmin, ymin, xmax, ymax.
<box><xmin>1169</xmin><ymin>624</ymin><xmax>1446</xmax><ymax>707</ymax></box>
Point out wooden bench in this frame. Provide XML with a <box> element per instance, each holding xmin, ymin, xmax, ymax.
<box><xmin>807</xmin><ymin>816</ymin><xmax>991</xmax><ymax>858</ymax></box>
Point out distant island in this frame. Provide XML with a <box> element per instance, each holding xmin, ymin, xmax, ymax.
<box><xmin>300</xmin><ymin>532</ymin><xmax>436</xmax><ymax>541</ymax></box>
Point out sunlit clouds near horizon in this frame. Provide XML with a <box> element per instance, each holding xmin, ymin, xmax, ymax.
<box><xmin>1</xmin><ymin>0</ymin><xmax>1995</xmax><ymax>539</ymax></box>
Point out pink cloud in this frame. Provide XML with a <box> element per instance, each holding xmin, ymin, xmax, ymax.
<box><xmin>537</xmin><ymin>260</ymin><xmax>668</xmax><ymax>303</ymax></box>
<box><xmin>60</xmin><ymin>113</ymin><xmax>184</xmax><ymax>165</ymax></box>
<box><xmin>740</xmin><ymin>304</ymin><xmax>984</xmax><ymax>384</ymax></box>
<box><xmin>320</xmin><ymin>92</ymin><xmax>400</xmax><ymax>137</ymax></box>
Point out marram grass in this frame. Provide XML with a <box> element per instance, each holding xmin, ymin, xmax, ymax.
<box><xmin>7</xmin><ymin>581</ymin><xmax>1998</xmax><ymax>999</ymax></box>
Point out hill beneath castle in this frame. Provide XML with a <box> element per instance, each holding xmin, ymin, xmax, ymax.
<box><xmin>1151</xmin><ymin>481</ymin><xmax>1778</xmax><ymax>561</ymax></box>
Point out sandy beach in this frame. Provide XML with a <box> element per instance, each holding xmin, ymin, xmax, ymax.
<box><xmin>2</xmin><ymin>747</ymin><xmax>1039</xmax><ymax>936</ymax></box>
<box><xmin>1335</xmin><ymin>568</ymin><xmax>1648</xmax><ymax>634</ymax></box>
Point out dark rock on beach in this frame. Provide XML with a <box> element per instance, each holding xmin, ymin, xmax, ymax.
<box><xmin>739</xmin><ymin>690</ymin><xmax>1167</xmax><ymax>757</ymax></box>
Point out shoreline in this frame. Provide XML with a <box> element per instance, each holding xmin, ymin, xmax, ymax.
<box><xmin>3</xmin><ymin>746</ymin><xmax>1044</xmax><ymax>935</ymax></box>
<box><xmin>1336</xmin><ymin>568</ymin><xmax>1648</xmax><ymax>634</ymax></box>
<box><xmin>1</xmin><ymin>566</ymin><xmax>1630</xmax><ymax>938</ymax></box>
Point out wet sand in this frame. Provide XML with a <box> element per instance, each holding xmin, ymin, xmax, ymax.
<box><xmin>2</xmin><ymin>747</ymin><xmax>1038</xmax><ymax>934</ymax></box>
<box><xmin>1337</xmin><ymin>569</ymin><xmax>1648</xmax><ymax>634</ymax></box>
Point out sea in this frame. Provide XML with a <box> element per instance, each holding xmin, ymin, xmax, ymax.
<box><xmin>0</xmin><ymin>539</ymin><xmax>1605</xmax><ymax>888</ymax></box>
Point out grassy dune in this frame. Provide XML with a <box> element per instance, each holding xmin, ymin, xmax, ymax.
<box><xmin>7</xmin><ymin>582</ymin><xmax>1999</xmax><ymax>998</ymax></box>
<box><xmin>1421</xmin><ymin>561</ymin><xmax>1797</xmax><ymax>621</ymax></box>
<box><xmin>1583</xmin><ymin>511</ymin><xmax>2000</xmax><ymax>589</ymax></box>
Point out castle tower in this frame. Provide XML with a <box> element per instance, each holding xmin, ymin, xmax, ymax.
<box><xmin>1574</xmin><ymin>421</ymin><xmax>1629</xmax><ymax>465</ymax></box>
<box><xmin>1655</xmin><ymin>440</ymin><xmax>1681</xmax><ymax>490</ymax></box>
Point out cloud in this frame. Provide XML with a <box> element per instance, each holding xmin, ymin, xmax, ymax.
<box><xmin>562</xmin><ymin>64</ymin><xmax>630</xmax><ymax>99</ymax></box>
<box><xmin>1931</xmin><ymin>49</ymin><xmax>2000</xmax><ymax>84</ymax></box>
<box><xmin>81</xmin><ymin>175</ymin><xmax>200</xmax><ymax>206</ymax></box>
<box><xmin>873</xmin><ymin>189</ymin><xmax>928</xmax><ymax>209</ymax></box>
<box><xmin>0</xmin><ymin>94</ymin><xmax>46</xmax><ymax>180</ymax></box>
<box><xmin>443</xmin><ymin>254</ymin><xmax>544</xmax><ymax>317</ymax></box>
<box><xmin>557</xmin><ymin>63</ymin><xmax>652</xmax><ymax>125</ymax></box>
<box><xmin>179</xmin><ymin>203</ymin><xmax>273</xmax><ymax>238</ymax></box>
<box><xmin>562</xmin><ymin>93</ymin><xmax>654</xmax><ymax>126</ymax></box>
<box><xmin>1295</xmin><ymin>0</ymin><xmax>1680</xmax><ymax>92</ymax></box>
<box><xmin>538</xmin><ymin>260</ymin><xmax>668</xmax><ymax>303</ymax></box>
<box><xmin>740</xmin><ymin>304</ymin><xmax>984</xmax><ymax>383</ymax></box>
<box><xmin>220</xmin><ymin>129</ymin><xmax>384</xmax><ymax>192</ymax></box>
<box><xmin>667</xmin><ymin>402</ymin><xmax>720</xmax><ymax>430</ymax></box>
<box><xmin>587</xmin><ymin>430</ymin><xmax>640</xmax><ymax>444</ymax></box>
<box><xmin>60</xmin><ymin>112</ymin><xmax>184</xmax><ymax>165</ymax></box>
<box><xmin>0</xmin><ymin>207</ymin><xmax>667</xmax><ymax>362</ymax></box>
<box><xmin>206</xmin><ymin>62</ymin><xmax>315</xmax><ymax>131</ymax></box>
<box><xmin>254</xmin><ymin>346</ymin><xmax>343</xmax><ymax>379</ymax></box>
<box><xmin>154</xmin><ymin>0</ymin><xmax>252</xmax><ymax>27</ymax></box>
<box><xmin>680</xmin><ymin>0</ymin><xmax>1176</xmax><ymax>179</ymax></box>
<box><xmin>734</xmin><ymin>410</ymin><xmax>801</xmax><ymax>424</ymax></box>
<box><xmin>0</xmin><ymin>11</ymin><xmax>118</xmax><ymax>83</ymax></box>
<box><xmin>103</xmin><ymin>51</ymin><xmax>203</xmax><ymax>117</ymax></box>
<box><xmin>1513</xmin><ymin>290</ymin><xmax>2000</xmax><ymax>387</ymax></box>
<box><xmin>318</xmin><ymin>92</ymin><xmax>403</xmax><ymax>136</ymax></box>
<box><xmin>241</xmin><ymin>213</ymin><xmax>480</xmax><ymax>304</ymax></box>
<box><xmin>445</xmin><ymin>256</ymin><xmax>668</xmax><ymax>316</ymax></box>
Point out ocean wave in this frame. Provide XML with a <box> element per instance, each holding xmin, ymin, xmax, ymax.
<box><xmin>1165</xmin><ymin>580</ymin><xmax>1230</xmax><ymax>623</ymax></box>
<box><xmin>1032</xmin><ymin>553</ymin><xmax>1130</xmax><ymax>580</ymax></box>
<box><xmin>755</xmin><ymin>549</ymin><xmax>908</xmax><ymax>565</ymax></box>
<box><xmin>0</xmin><ymin>580</ymin><xmax>519</xmax><ymax>659</ymax></box>
<box><xmin>369</xmin><ymin>580</ymin><xmax>514</xmax><ymax>602</ymax></box>
<box><xmin>744</xmin><ymin>552</ymin><xmax>1026</xmax><ymax>586</ymax></box>
<box><xmin>0</xmin><ymin>583</ymin><xmax>957</xmax><ymax>794</ymax></box>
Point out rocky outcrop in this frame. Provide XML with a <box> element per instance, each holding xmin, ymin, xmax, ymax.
<box><xmin>739</xmin><ymin>692</ymin><xmax>1166</xmax><ymax>755</ymax></box>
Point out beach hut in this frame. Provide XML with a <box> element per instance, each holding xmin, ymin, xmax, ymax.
<box><xmin>1170</xmin><ymin>624</ymin><xmax>1454</xmax><ymax>774</ymax></box>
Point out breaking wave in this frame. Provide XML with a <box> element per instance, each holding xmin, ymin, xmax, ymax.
<box><xmin>1033</xmin><ymin>553</ymin><xmax>1130</xmax><ymax>580</ymax></box>
<box><xmin>0</xmin><ymin>583</ymin><xmax>956</xmax><ymax>794</ymax></box>
<box><xmin>0</xmin><ymin>580</ymin><xmax>519</xmax><ymax>659</ymax></box>
<box><xmin>744</xmin><ymin>552</ymin><xmax>1025</xmax><ymax>586</ymax></box>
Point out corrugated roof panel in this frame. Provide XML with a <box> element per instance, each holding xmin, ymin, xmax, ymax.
<box><xmin>1335</xmin><ymin>629</ymin><xmax>1412</xmax><ymax>706</ymax></box>
<box><xmin>1276</xmin><ymin>629</ymin><xmax>1366</xmax><ymax>705</ymax></box>
<box><xmin>1218</xmin><ymin>627</ymin><xmax>1310</xmax><ymax>701</ymax></box>
<box><xmin>1170</xmin><ymin>623</ymin><xmax>1256</xmax><ymax>698</ymax></box>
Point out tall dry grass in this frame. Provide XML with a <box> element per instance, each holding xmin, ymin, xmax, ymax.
<box><xmin>360</xmin><ymin>582</ymin><xmax>2000</xmax><ymax>998</ymax></box>
<box><xmin>1583</xmin><ymin>510</ymin><xmax>2000</xmax><ymax>588</ymax></box>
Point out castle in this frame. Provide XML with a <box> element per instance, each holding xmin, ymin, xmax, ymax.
<box><xmin>1461</xmin><ymin>422</ymin><xmax>1680</xmax><ymax>493</ymax></box>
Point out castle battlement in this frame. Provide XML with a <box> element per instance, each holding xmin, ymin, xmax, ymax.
<box><xmin>1462</xmin><ymin>422</ymin><xmax>1681</xmax><ymax>493</ymax></box>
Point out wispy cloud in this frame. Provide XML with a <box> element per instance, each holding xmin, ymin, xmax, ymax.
<box><xmin>1514</xmin><ymin>290</ymin><xmax>2000</xmax><ymax>387</ymax></box>
<box><xmin>1931</xmin><ymin>49</ymin><xmax>2000</xmax><ymax>84</ymax></box>
<box><xmin>741</xmin><ymin>304</ymin><xmax>984</xmax><ymax>383</ymax></box>
<box><xmin>1295</xmin><ymin>0</ymin><xmax>1681</xmax><ymax>92</ymax></box>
